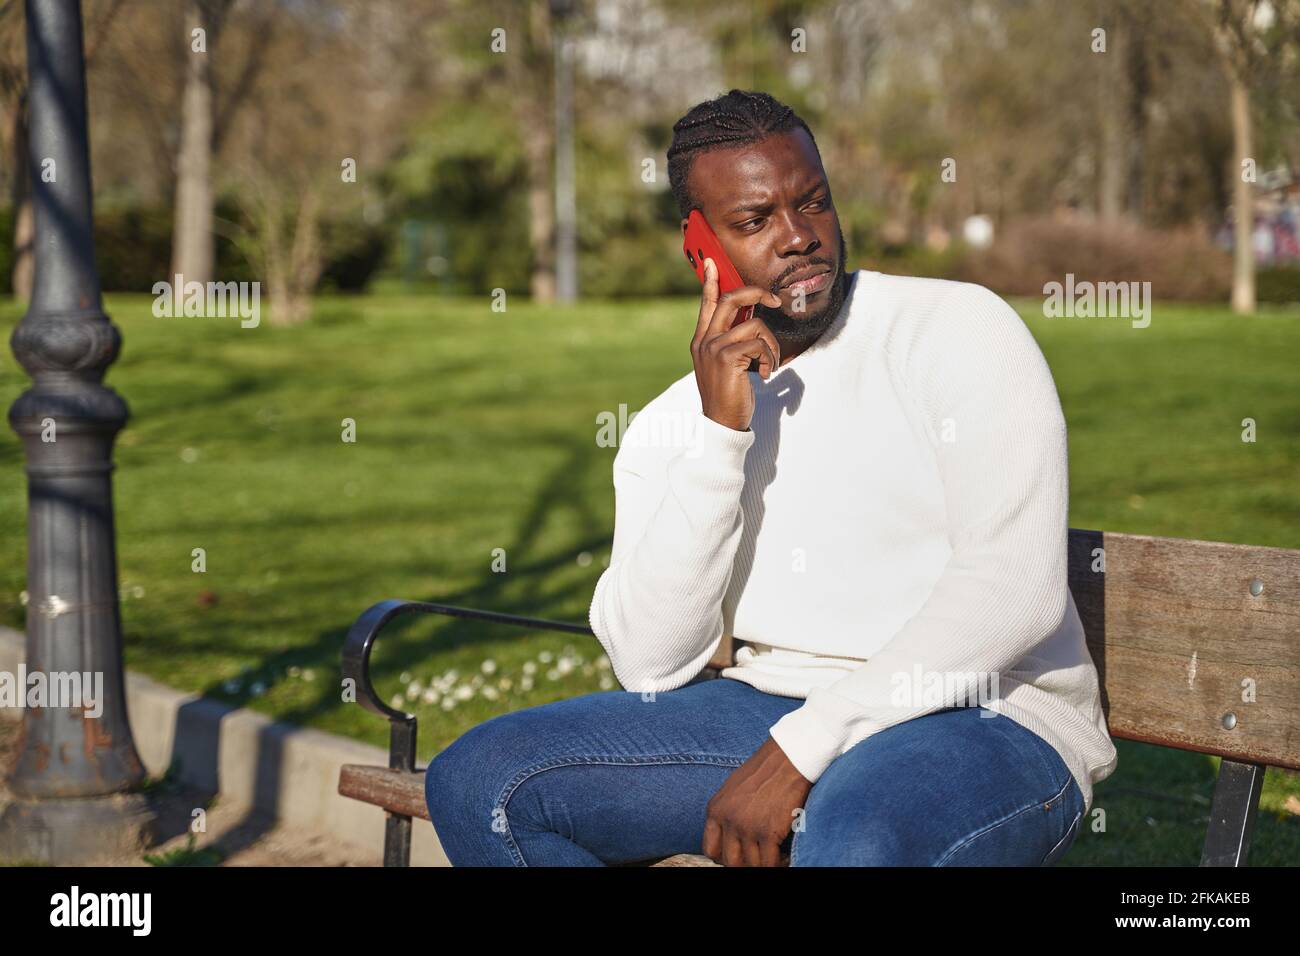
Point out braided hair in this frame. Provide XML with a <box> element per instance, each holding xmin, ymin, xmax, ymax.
<box><xmin>667</xmin><ymin>89</ymin><xmax>819</xmax><ymax>221</ymax></box>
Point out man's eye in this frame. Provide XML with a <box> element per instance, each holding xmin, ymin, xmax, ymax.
<box><xmin>806</xmin><ymin>198</ymin><xmax>828</xmax><ymax>211</ymax></box>
<box><xmin>741</xmin><ymin>218</ymin><xmax>765</xmax><ymax>229</ymax></box>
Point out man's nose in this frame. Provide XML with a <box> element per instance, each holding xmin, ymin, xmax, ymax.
<box><xmin>773</xmin><ymin>212</ymin><xmax>820</xmax><ymax>256</ymax></box>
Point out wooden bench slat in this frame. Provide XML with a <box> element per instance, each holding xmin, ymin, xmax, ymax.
<box><xmin>339</xmin><ymin>765</ymin><xmax>431</xmax><ymax>821</ymax></box>
<box><xmin>341</xmin><ymin>766</ymin><xmax>737</xmax><ymax>865</ymax></box>
<box><xmin>1068</xmin><ymin>531</ymin><xmax>1300</xmax><ymax>770</ymax></box>
<box><xmin>648</xmin><ymin>853</ymin><xmax>720</xmax><ymax>866</ymax></box>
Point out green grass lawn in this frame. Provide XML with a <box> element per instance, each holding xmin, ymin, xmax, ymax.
<box><xmin>1</xmin><ymin>285</ymin><xmax>1297</xmax><ymax>865</ymax></box>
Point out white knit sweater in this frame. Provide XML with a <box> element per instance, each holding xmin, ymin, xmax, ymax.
<box><xmin>588</xmin><ymin>269</ymin><xmax>1118</xmax><ymax>814</ymax></box>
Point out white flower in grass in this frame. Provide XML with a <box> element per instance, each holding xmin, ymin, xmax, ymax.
<box><xmin>180</xmin><ymin>447</ymin><xmax>200</xmax><ymax>463</ymax></box>
<box><xmin>482</xmin><ymin>686</ymin><xmax>499</xmax><ymax>701</ymax></box>
<box><xmin>498</xmin><ymin>678</ymin><xmax>513</xmax><ymax>691</ymax></box>
<box><xmin>538</xmin><ymin>651</ymin><xmax>553</xmax><ymax>663</ymax></box>
<box><xmin>520</xmin><ymin>676</ymin><xmax>534</xmax><ymax>692</ymax></box>
<box><xmin>441</xmin><ymin>697</ymin><xmax>457</xmax><ymax>710</ymax></box>
<box><xmin>443</xmin><ymin>669</ymin><xmax>459</xmax><ymax>682</ymax></box>
<box><xmin>523</xmin><ymin>661</ymin><xmax>537</xmax><ymax>676</ymax></box>
<box><xmin>470</xmin><ymin>675</ymin><xmax>484</xmax><ymax>688</ymax></box>
<box><xmin>454</xmin><ymin>684</ymin><xmax>474</xmax><ymax>701</ymax></box>
<box><xmin>288</xmin><ymin>666</ymin><xmax>302</xmax><ymax>678</ymax></box>
<box><xmin>390</xmin><ymin>694</ymin><xmax>404</xmax><ymax>709</ymax></box>
<box><xmin>546</xmin><ymin>668</ymin><xmax>560</xmax><ymax>681</ymax></box>
<box><xmin>481</xmin><ymin>659</ymin><xmax>497</xmax><ymax>675</ymax></box>
<box><xmin>599</xmin><ymin>676</ymin><xmax>615</xmax><ymax>690</ymax></box>
<box><xmin>400</xmin><ymin>671</ymin><xmax>412</xmax><ymax>684</ymax></box>
<box><xmin>557</xmin><ymin>658</ymin><xmax>574</xmax><ymax>676</ymax></box>
<box><xmin>582</xmin><ymin>665</ymin><xmax>594</xmax><ymax>677</ymax></box>
<box><xmin>422</xmin><ymin>689</ymin><xmax>439</xmax><ymax>705</ymax></box>
<box><xmin>407</xmin><ymin>680</ymin><xmax>422</xmax><ymax>695</ymax></box>
<box><xmin>303</xmin><ymin>669</ymin><xmax>316</xmax><ymax>682</ymax></box>
<box><xmin>596</xmin><ymin>656</ymin><xmax>611</xmax><ymax>670</ymax></box>
<box><xmin>132</xmin><ymin>585</ymin><xmax>145</xmax><ymax>599</ymax></box>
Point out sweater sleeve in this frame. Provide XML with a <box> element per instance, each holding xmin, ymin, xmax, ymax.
<box><xmin>767</xmin><ymin>284</ymin><xmax>1072</xmax><ymax>784</ymax></box>
<box><xmin>588</xmin><ymin>404</ymin><xmax>755</xmax><ymax>693</ymax></box>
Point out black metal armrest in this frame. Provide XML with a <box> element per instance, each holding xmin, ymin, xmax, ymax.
<box><xmin>341</xmin><ymin>600</ymin><xmax>722</xmax><ymax>867</ymax></box>
<box><xmin>341</xmin><ymin>600</ymin><xmax>597</xmax><ymax>772</ymax></box>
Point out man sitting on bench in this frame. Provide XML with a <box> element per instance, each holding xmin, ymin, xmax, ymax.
<box><xmin>424</xmin><ymin>89</ymin><xmax>1118</xmax><ymax>867</ymax></box>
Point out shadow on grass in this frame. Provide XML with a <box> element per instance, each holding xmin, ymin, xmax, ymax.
<box><xmin>156</xmin><ymin>431</ymin><xmax>611</xmax><ymax>861</ymax></box>
<box><xmin>1063</xmin><ymin>739</ymin><xmax>1300</xmax><ymax>866</ymax></box>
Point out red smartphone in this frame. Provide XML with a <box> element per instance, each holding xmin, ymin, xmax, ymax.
<box><xmin>683</xmin><ymin>209</ymin><xmax>754</xmax><ymax>330</ymax></box>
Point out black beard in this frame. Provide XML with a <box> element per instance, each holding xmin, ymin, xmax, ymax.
<box><xmin>751</xmin><ymin>223</ymin><xmax>850</xmax><ymax>348</ymax></box>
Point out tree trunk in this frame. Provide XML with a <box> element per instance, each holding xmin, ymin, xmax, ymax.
<box><xmin>12</xmin><ymin>197</ymin><xmax>33</xmax><ymax>300</ymax></box>
<box><xmin>1124</xmin><ymin>16</ymin><xmax>1150</xmax><ymax>222</ymax></box>
<box><xmin>511</xmin><ymin>0</ymin><xmax>556</xmax><ymax>303</ymax></box>
<box><xmin>8</xmin><ymin>91</ymin><xmax>32</xmax><ymax>301</ymax></box>
<box><xmin>171</xmin><ymin>0</ymin><xmax>216</xmax><ymax>286</ymax></box>
<box><xmin>522</xmin><ymin>115</ymin><xmax>556</xmax><ymax>303</ymax></box>
<box><xmin>263</xmin><ymin>186</ymin><xmax>323</xmax><ymax>326</ymax></box>
<box><xmin>1097</xmin><ymin>17</ymin><xmax>1124</xmax><ymax>222</ymax></box>
<box><xmin>1229</xmin><ymin>72</ymin><xmax>1255</xmax><ymax>314</ymax></box>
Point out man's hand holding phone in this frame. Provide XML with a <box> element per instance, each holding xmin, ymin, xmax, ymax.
<box><xmin>691</xmin><ymin>257</ymin><xmax>782</xmax><ymax>433</ymax></box>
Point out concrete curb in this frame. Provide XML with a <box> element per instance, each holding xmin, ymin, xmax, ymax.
<box><xmin>0</xmin><ymin>626</ymin><xmax>448</xmax><ymax>866</ymax></box>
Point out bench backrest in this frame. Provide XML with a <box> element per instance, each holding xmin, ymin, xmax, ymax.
<box><xmin>714</xmin><ymin>528</ymin><xmax>1300</xmax><ymax>771</ymax></box>
<box><xmin>1069</xmin><ymin>529</ymin><xmax>1299</xmax><ymax>770</ymax></box>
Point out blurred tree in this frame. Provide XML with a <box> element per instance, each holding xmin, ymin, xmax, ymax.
<box><xmin>494</xmin><ymin>0</ymin><xmax>565</xmax><ymax>302</ymax></box>
<box><xmin>0</xmin><ymin>0</ymin><xmax>30</xmax><ymax>300</ymax></box>
<box><xmin>171</xmin><ymin>0</ymin><xmax>230</xmax><ymax>287</ymax></box>
<box><xmin>0</xmin><ymin>0</ymin><xmax>123</xmax><ymax>301</ymax></box>
<box><xmin>170</xmin><ymin>0</ymin><xmax>273</xmax><ymax>287</ymax></box>
<box><xmin>1185</xmin><ymin>0</ymin><xmax>1299</xmax><ymax>313</ymax></box>
<box><xmin>4</xmin><ymin>0</ymin><xmax>1295</xmax><ymax>308</ymax></box>
<box><xmin>221</xmin><ymin>0</ymin><xmax>440</xmax><ymax>322</ymax></box>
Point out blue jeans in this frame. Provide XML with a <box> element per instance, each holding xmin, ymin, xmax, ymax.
<box><xmin>425</xmin><ymin>675</ymin><xmax>1085</xmax><ymax>866</ymax></box>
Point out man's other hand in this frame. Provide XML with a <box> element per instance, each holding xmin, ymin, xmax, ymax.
<box><xmin>703</xmin><ymin>735</ymin><xmax>812</xmax><ymax>866</ymax></box>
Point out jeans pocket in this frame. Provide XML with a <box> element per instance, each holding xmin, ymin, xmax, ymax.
<box><xmin>1039</xmin><ymin>809</ymin><xmax>1081</xmax><ymax>866</ymax></box>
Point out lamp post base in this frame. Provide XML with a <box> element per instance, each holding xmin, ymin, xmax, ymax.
<box><xmin>0</xmin><ymin>790</ymin><xmax>159</xmax><ymax>865</ymax></box>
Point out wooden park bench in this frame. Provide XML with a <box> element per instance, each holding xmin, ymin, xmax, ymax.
<box><xmin>338</xmin><ymin>529</ymin><xmax>1300</xmax><ymax>866</ymax></box>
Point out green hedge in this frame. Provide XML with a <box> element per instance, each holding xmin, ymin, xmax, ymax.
<box><xmin>0</xmin><ymin>199</ymin><xmax>389</xmax><ymax>294</ymax></box>
<box><xmin>1257</xmin><ymin>265</ymin><xmax>1300</xmax><ymax>303</ymax></box>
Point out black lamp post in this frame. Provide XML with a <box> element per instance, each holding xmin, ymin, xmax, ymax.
<box><xmin>0</xmin><ymin>0</ymin><xmax>156</xmax><ymax>863</ymax></box>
